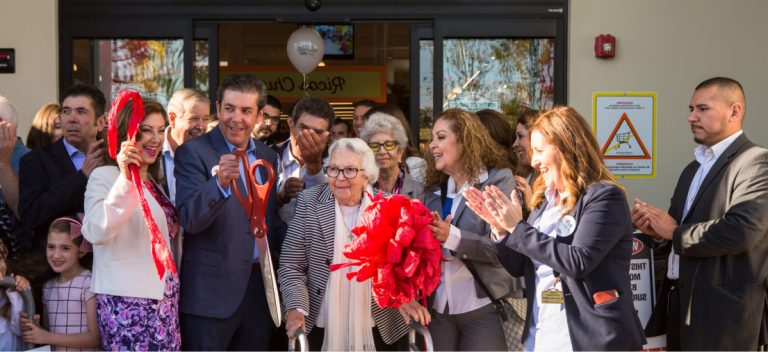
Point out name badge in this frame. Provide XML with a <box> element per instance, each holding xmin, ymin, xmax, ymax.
<box><xmin>541</xmin><ymin>288</ymin><xmax>565</xmax><ymax>304</ymax></box>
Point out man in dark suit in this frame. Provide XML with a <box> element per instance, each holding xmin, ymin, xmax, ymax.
<box><xmin>633</xmin><ymin>77</ymin><xmax>768</xmax><ymax>350</ymax></box>
<box><xmin>19</xmin><ymin>84</ymin><xmax>106</xmax><ymax>253</ymax></box>
<box><xmin>175</xmin><ymin>74</ymin><xmax>286</xmax><ymax>350</ymax></box>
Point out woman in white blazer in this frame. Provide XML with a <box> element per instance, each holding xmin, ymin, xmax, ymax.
<box><xmin>82</xmin><ymin>100</ymin><xmax>180</xmax><ymax>351</ymax></box>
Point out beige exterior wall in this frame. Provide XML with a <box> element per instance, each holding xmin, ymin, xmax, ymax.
<box><xmin>3</xmin><ymin>0</ymin><xmax>768</xmax><ymax>210</ymax></box>
<box><xmin>0</xmin><ymin>0</ymin><xmax>58</xmax><ymax>142</ymax></box>
<box><xmin>569</xmin><ymin>0</ymin><xmax>768</xmax><ymax>207</ymax></box>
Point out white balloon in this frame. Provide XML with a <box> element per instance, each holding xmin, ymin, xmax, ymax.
<box><xmin>286</xmin><ymin>28</ymin><xmax>325</xmax><ymax>74</ymax></box>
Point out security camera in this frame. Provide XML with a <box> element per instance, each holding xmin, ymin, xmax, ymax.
<box><xmin>305</xmin><ymin>0</ymin><xmax>322</xmax><ymax>11</ymax></box>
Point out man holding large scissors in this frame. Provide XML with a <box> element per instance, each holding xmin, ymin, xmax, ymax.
<box><xmin>175</xmin><ymin>74</ymin><xmax>286</xmax><ymax>350</ymax></box>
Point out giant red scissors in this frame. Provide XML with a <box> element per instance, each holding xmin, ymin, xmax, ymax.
<box><xmin>230</xmin><ymin>149</ymin><xmax>282</xmax><ymax>327</ymax></box>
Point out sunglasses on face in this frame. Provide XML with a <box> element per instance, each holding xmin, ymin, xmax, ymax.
<box><xmin>368</xmin><ymin>140</ymin><xmax>399</xmax><ymax>152</ymax></box>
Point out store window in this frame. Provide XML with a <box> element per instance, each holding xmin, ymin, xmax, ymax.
<box><xmin>73</xmin><ymin>39</ymin><xmax>184</xmax><ymax>106</ymax></box>
<box><xmin>443</xmin><ymin>38</ymin><xmax>555</xmax><ymax>114</ymax></box>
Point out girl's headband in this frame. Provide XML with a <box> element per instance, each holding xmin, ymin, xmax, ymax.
<box><xmin>51</xmin><ymin>217</ymin><xmax>92</xmax><ymax>253</ymax></box>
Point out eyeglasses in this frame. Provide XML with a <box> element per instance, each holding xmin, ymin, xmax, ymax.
<box><xmin>368</xmin><ymin>140</ymin><xmax>399</xmax><ymax>152</ymax></box>
<box><xmin>324</xmin><ymin>166</ymin><xmax>363</xmax><ymax>179</ymax></box>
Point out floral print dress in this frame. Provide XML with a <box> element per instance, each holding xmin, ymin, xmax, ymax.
<box><xmin>96</xmin><ymin>181</ymin><xmax>181</xmax><ymax>351</ymax></box>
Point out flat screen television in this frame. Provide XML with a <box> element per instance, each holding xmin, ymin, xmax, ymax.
<box><xmin>302</xmin><ymin>23</ymin><xmax>354</xmax><ymax>59</ymax></box>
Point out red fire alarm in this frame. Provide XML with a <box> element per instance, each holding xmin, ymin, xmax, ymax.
<box><xmin>595</xmin><ymin>34</ymin><xmax>616</xmax><ymax>58</ymax></box>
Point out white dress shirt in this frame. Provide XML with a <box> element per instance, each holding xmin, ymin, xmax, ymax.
<box><xmin>162</xmin><ymin>129</ymin><xmax>177</xmax><ymax>204</ymax></box>
<box><xmin>667</xmin><ymin>130</ymin><xmax>743</xmax><ymax>280</ymax></box>
<box><xmin>432</xmin><ymin>170</ymin><xmax>492</xmax><ymax>315</ymax></box>
<box><xmin>276</xmin><ymin>140</ymin><xmax>326</xmax><ymax>223</ymax></box>
<box><xmin>525</xmin><ymin>187</ymin><xmax>573</xmax><ymax>351</ymax></box>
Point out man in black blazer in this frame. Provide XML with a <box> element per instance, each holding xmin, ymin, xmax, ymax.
<box><xmin>633</xmin><ymin>77</ymin><xmax>768</xmax><ymax>350</ymax></box>
<box><xmin>19</xmin><ymin>84</ymin><xmax>106</xmax><ymax>251</ymax></box>
<box><xmin>175</xmin><ymin>75</ymin><xmax>286</xmax><ymax>350</ymax></box>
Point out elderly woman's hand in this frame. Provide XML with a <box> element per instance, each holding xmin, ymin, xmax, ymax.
<box><xmin>483</xmin><ymin>185</ymin><xmax>523</xmax><ymax>233</ymax></box>
<box><xmin>285</xmin><ymin>309</ymin><xmax>306</xmax><ymax>339</ymax></box>
<box><xmin>429</xmin><ymin>212</ymin><xmax>453</xmax><ymax>244</ymax></box>
<box><xmin>398</xmin><ymin>299</ymin><xmax>431</xmax><ymax>325</ymax></box>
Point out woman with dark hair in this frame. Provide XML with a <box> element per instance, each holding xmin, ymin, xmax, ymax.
<box><xmin>475</xmin><ymin>109</ymin><xmax>516</xmax><ymax>168</ymax></box>
<box><xmin>82</xmin><ymin>97</ymin><xmax>180</xmax><ymax>350</ymax></box>
<box><xmin>474</xmin><ymin>108</ymin><xmax>526</xmax><ymax>350</ymax></box>
<box><xmin>26</xmin><ymin>103</ymin><xmax>62</xmax><ymax>150</ymax></box>
<box><xmin>465</xmin><ymin>106</ymin><xmax>646</xmax><ymax>350</ymax></box>
<box><xmin>363</xmin><ymin>104</ymin><xmax>426</xmax><ymax>182</ymax></box>
<box><xmin>418</xmin><ymin>108</ymin><xmax>517</xmax><ymax>351</ymax></box>
<box><xmin>513</xmin><ymin>108</ymin><xmax>540</xmax><ymax>184</ymax></box>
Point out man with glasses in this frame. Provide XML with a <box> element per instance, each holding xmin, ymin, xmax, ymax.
<box><xmin>272</xmin><ymin>97</ymin><xmax>334</xmax><ymax>223</ymax></box>
<box><xmin>252</xmin><ymin>95</ymin><xmax>282</xmax><ymax>145</ymax></box>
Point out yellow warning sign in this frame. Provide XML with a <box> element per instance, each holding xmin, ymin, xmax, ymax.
<box><xmin>601</xmin><ymin>112</ymin><xmax>651</xmax><ymax>159</ymax></box>
<box><xmin>593</xmin><ymin>92</ymin><xmax>656</xmax><ymax>178</ymax></box>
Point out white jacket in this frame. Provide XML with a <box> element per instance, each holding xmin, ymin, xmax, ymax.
<box><xmin>83</xmin><ymin>166</ymin><xmax>170</xmax><ymax>300</ymax></box>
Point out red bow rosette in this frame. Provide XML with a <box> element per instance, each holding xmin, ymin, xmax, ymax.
<box><xmin>330</xmin><ymin>193</ymin><xmax>443</xmax><ymax>309</ymax></box>
<box><xmin>107</xmin><ymin>90</ymin><xmax>177</xmax><ymax>280</ymax></box>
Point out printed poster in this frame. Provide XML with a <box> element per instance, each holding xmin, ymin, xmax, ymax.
<box><xmin>593</xmin><ymin>92</ymin><xmax>656</xmax><ymax>178</ymax></box>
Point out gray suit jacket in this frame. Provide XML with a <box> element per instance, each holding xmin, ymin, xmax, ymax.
<box><xmin>422</xmin><ymin>167</ymin><xmax>518</xmax><ymax>301</ymax></box>
<box><xmin>277</xmin><ymin>184</ymin><xmax>409</xmax><ymax>344</ymax></box>
<box><xmin>666</xmin><ymin>134</ymin><xmax>768</xmax><ymax>350</ymax></box>
<box><xmin>175</xmin><ymin>126</ymin><xmax>286</xmax><ymax>319</ymax></box>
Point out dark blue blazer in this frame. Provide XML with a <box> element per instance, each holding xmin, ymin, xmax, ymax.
<box><xmin>497</xmin><ymin>182</ymin><xmax>646</xmax><ymax>350</ymax></box>
<box><xmin>19</xmin><ymin>139</ymin><xmax>88</xmax><ymax>246</ymax></box>
<box><xmin>175</xmin><ymin>126</ymin><xmax>286</xmax><ymax>319</ymax></box>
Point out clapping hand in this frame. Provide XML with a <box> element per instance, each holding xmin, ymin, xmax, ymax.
<box><xmin>631</xmin><ymin>199</ymin><xmax>677</xmax><ymax>240</ymax></box>
<box><xmin>483</xmin><ymin>185</ymin><xmax>523</xmax><ymax>233</ymax></box>
<box><xmin>464</xmin><ymin>187</ymin><xmax>505</xmax><ymax>237</ymax></box>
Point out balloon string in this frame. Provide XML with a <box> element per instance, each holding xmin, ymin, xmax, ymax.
<box><xmin>302</xmin><ymin>73</ymin><xmax>310</xmax><ymax>98</ymax></box>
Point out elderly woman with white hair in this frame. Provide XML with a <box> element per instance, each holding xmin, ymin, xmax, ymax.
<box><xmin>278</xmin><ymin>138</ymin><xmax>429</xmax><ymax>351</ymax></box>
<box><xmin>359</xmin><ymin>112</ymin><xmax>424</xmax><ymax>200</ymax></box>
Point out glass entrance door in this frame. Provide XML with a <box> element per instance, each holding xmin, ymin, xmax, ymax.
<box><xmin>413</xmin><ymin>18</ymin><xmax>566</xmax><ymax>149</ymax></box>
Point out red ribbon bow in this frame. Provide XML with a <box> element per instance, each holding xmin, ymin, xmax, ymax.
<box><xmin>330</xmin><ymin>193</ymin><xmax>443</xmax><ymax>309</ymax></box>
<box><xmin>107</xmin><ymin>90</ymin><xmax>177</xmax><ymax>280</ymax></box>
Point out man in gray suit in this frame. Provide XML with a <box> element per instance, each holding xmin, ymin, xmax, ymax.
<box><xmin>633</xmin><ymin>77</ymin><xmax>768</xmax><ymax>350</ymax></box>
<box><xmin>175</xmin><ymin>75</ymin><xmax>286</xmax><ymax>350</ymax></box>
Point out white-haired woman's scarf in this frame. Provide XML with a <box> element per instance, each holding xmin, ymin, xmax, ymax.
<box><xmin>323</xmin><ymin>185</ymin><xmax>376</xmax><ymax>351</ymax></box>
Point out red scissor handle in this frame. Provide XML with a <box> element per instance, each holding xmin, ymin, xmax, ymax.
<box><xmin>230</xmin><ymin>150</ymin><xmax>275</xmax><ymax>238</ymax></box>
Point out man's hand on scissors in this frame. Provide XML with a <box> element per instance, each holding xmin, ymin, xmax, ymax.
<box><xmin>216</xmin><ymin>154</ymin><xmax>241</xmax><ymax>190</ymax></box>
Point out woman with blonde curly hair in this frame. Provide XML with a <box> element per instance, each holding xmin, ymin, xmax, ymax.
<box><xmin>465</xmin><ymin>106</ymin><xmax>645</xmax><ymax>350</ymax></box>
<box><xmin>26</xmin><ymin>103</ymin><xmax>62</xmax><ymax>150</ymax></box>
<box><xmin>418</xmin><ymin>108</ymin><xmax>518</xmax><ymax>351</ymax></box>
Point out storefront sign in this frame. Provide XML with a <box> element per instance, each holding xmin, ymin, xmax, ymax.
<box><xmin>221</xmin><ymin>66</ymin><xmax>386</xmax><ymax>102</ymax></box>
<box><xmin>593</xmin><ymin>92</ymin><xmax>657</xmax><ymax>178</ymax></box>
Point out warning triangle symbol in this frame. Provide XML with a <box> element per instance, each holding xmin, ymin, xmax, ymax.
<box><xmin>601</xmin><ymin>112</ymin><xmax>651</xmax><ymax>160</ymax></box>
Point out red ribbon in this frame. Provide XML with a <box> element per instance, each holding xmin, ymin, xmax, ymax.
<box><xmin>107</xmin><ymin>90</ymin><xmax>177</xmax><ymax>280</ymax></box>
